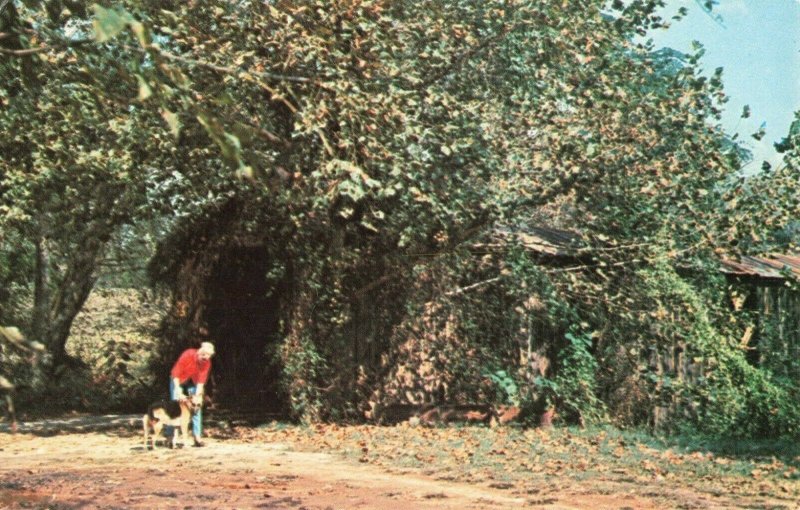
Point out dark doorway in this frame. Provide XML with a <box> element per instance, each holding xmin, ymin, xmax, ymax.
<box><xmin>205</xmin><ymin>246</ymin><xmax>286</xmax><ymax>415</ymax></box>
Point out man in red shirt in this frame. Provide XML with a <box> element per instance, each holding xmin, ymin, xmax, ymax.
<box><xmin>170</xmin><ymin>341</ymin><xmax>215</xmax><ymax>446</ymax></box>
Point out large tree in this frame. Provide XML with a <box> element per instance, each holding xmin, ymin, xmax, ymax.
<box><xmin>2</xmin><ymin>0</ymin><xmax>800</xmax><ymax>429</ymax></box>
<box><xmin>0</xmin><ymin>1</ymin><xmax>178</xmax><ymax>366</ymax></box>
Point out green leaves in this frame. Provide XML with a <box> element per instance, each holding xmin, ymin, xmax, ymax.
<box><xmin>92</xmin><ymin>4</ymin><xmax>150</xmax><ymax>49</ymax></box>
<box><xmin>196</xmin><ymin>112</ymin><xmax>244</xmax><ymax>169</ymax></box>
<box><xmin>741</xmin><ymin>105</ymin><xmax>751</xmax><ymax>119</ymax></box>
<box><xmin>92</xmin><ymin>5</ymin><xmax>133</xmax><ymax>43</ymax></box>
<box><xmin>136</xmin><ymin>75</ymin><xmax>152</xmax><ymax>101</ymax></box>
<box><xmin>160</xmin><ymin>109</ymin><xmax>180</xmax><ymax>137</ymax></box>
<box><xmin>0</xmin><ymin>326</ymin><xmax>46</xmax><ymax>354</ymax></box>
<box><xmin>752</xmin><ymin>122</ymin><xmax>767</xmax><ymax>141</ymax></box>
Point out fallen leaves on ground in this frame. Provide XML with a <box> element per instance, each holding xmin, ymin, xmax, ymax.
<box><xmin>228</xmin><ymin>423</ymin><xmax>800</xmax><ymax>507</ymax></box>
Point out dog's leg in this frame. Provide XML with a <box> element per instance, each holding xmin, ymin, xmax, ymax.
<box><xmin>179</xmin><ymin>411</ymin><xmax>190</xmax><ymax>448</ymax></box>
<box><xmin>152</xmin><ymin>420</ymin><xmax>163</xmax><ymax>449</ymax></box>
<box><xmin>142</xmin><ymin>415</ymin><xmax>149</xmax><ymax>450</ymax></box>
<box><xmin>171</xmin><ymin>425</ymin><xmax>178</xmax><ymax>449</ymax></box>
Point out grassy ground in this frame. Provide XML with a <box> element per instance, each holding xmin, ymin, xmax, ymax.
<box><xmin>228</xmin><ymin>422</ymin><xmax>800</xmax><ymax>507</ymax></box>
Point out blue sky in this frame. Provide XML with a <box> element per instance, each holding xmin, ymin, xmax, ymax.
<box><xmin>648</xmin><ymin>0</ymin><xmax>800</xmax><ymax>169</ymax></box>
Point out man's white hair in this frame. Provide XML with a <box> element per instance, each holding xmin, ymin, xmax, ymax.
<box><xmin>199</xmin><ymin>342</ymin><xmax>215</xmax><ymax>355</ymax></box>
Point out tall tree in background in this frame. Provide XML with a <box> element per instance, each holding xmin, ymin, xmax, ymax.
<box><xmin>0</xmin><ymin>2</ymin><xmax>175</xmax><ymax>366</ymax></box>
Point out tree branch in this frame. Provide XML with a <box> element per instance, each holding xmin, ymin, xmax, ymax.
<box><xmin>0</xmin><ymin>38</ymin><xmax>93</xmax><ymax>56</ymax></box>
<box><xmin>445</xmin><ymin>276</ymin><xmax>502</xmax><ymax>296</ymax></box>
<box><xmin>0</xmin><ymin>46</ymin><xmax>47</xmax><ymax>55</ymax></box>
<box><xmin>150</xmin><ymin>46</ymin><xmax>323</xmax><ymax>86</ymax></box>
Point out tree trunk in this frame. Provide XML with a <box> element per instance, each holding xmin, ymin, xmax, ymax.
<box><xmin>31</xmin><ymin>236</ymin><xmax>50</xmax><ymax>344</ymax></box>
<box><xmin>45</xmin><ymin>238</ymin><xmax>104</xmax><ymax>368</ymax></box>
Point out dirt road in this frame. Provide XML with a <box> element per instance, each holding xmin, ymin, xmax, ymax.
<box><xmin>0</xmin><ymin>419</ymin><xmax>796</xmax><ymax>510</ymax></box>
<box><xmin>0</xmin><ymin>425</ymin><xmax>670</xmax><ymax>510</ymax></box>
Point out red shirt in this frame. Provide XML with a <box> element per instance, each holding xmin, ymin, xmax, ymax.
<box><xmin>170</xmin><ymin>348</ymin><xmax>211</xmax><ymax>385</ymax></box>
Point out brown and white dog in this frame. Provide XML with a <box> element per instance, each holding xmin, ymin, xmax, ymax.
<box><xmin>142</xmin><ymin>396</ymin><xmax>200</xmax><ymax>449</ymax></box>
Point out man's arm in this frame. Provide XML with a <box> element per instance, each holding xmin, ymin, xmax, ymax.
<box><xmin>172</xmin><ymin>377</ymin><xmax>184</xmax><ymax>400</ymax></box>
<box><xmin>191</xmin><ymin>383</ymin><xmax>205</xmax><ymax>405</ymax></box>
<box><xmin>170</xmin><ymin>349</ymin><xmax>192</xmax><ymax>399</ymax></box>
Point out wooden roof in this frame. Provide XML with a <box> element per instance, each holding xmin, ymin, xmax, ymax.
<box><xmin>720</xmin><ymin>254</ymin><xmax>800</xmax><ymax>281</ymax></box>
<box><xmin>500</xmin><ymin>226</ymin><xmax>800</xmax><ymax>283</ymax></box>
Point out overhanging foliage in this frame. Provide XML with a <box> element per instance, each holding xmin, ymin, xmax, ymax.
<box><xmin>2</xmin><ymin>0</ymin><xmax>800</xmax><ymax>434</ymax></box>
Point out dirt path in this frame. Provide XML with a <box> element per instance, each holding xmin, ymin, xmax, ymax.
<box><xmin>0</xmin><ymin>426</ymin><xmax>672</xmax><ymax>510</ymax></box>
<box><xmin>0</xmin><ymin>415</ymin><xmax>800</xmax><ymax>510</ymax></box>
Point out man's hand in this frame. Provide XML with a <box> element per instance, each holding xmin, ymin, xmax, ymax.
<box><xmin>172</xmin><ymin>377</ymin><xmax>186</xmax><ymax>400</ymax></box>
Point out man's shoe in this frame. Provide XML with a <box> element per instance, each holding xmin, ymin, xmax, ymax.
<box><xmin>193</xmin><ymin>440</ymin><xmax>205</xmax><ymax>447</ymax></box>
